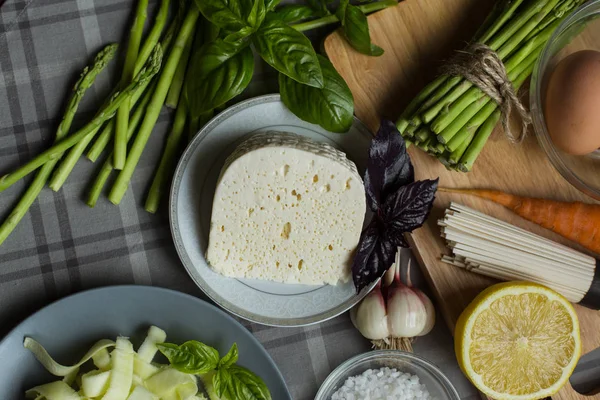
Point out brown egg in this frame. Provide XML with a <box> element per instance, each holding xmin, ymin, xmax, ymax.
<box><xmin>544</xmin><ymin>50</ymin><xmax>600</xmax><ymax>155</ymax></box>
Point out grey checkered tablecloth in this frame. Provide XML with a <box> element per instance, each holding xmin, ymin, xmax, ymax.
<box><xmin>1</xmin><ymin>1</ymin><xmax>596</xmax><ymax>399</ymax></box>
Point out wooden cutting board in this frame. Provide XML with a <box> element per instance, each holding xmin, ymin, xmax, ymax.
<box><xmin>324</xmin><ymin>1</ymin><xmax>600</xmax><ymax>399</ymax></box>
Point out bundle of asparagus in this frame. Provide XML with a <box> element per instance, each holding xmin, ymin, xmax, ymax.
<box><xmin>396</xmin><ymin>0</ymin><xmax>585</xmax><ymax>172</ymax></box>
<box><xmin>0</xmin><ymin>0</ymin><xmax>194</xmax><ymax>244</ymax></box>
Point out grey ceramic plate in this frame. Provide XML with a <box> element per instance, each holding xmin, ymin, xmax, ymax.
<box><xmin>0</xmin><ymin>285</ymin><xmax>291</xmax><ymax>399</ymax></box>
<box><xmin>170</xmin><ymin>94</ymin><xmax>375</xmax><ymax>327</ymax></box>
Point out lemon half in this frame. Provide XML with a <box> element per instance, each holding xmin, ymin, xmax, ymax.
<box><xmin>455</xmin><ymin>282</ymin><xmax>581</xmax><ymax>400</ymax></box>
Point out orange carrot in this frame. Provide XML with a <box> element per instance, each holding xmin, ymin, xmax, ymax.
<box><xmin>439</xmin><ymin>188</ymin><xmax>600</xmax><ymax>255</ymax></box>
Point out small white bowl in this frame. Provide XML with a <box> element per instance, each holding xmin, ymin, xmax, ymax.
<box><xmin>315</xmin><ymin>350</ymin><xmax>461</xmax><ymax>400</ymax></box>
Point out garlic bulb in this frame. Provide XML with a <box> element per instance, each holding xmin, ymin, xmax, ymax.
<box><xmin>350</xmin><ymin>248</ymin><xmax>435</xmax><ymax>351</ymax></box>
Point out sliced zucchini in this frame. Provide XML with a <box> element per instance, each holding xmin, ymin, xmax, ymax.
<box><xmin>25</xmin><ymin>381</ymin><xmax>82</xmax><ymax>400</ymax></box>
<box><xmin>81</xmin><ymin>369</ymin><xmax>110</xmax><ymax>398</ymax></box>
<box><xmin>126</xmin><ymin>385</ymin><xmax>157</xmax><ymax>400</ymax></box>
<box><xmin>136</xmin><ymin>326</ymin><xmax>166</xmax><ymax>363</ymax></box>
<box><xmin>24</xmin><ymin>338</ymin><xmax>115</xmax><ymax>376</ymax></box>
<box><xmin>144</xmin><ymin>367</ymin><xmax>197</xmax><ymax>398</ymax></box>
<box><xmin>102</xmin><ymin>337</ymin><xmax>134</xmax><ymax>400</ymax></box>
<box><xmin>92</xmin><ymin>348</ymin><xmax>111</xmax><ymax>370</ymax></box>
<box><xmin>133</xmin><ymin>355</ymin><xmax>160</xmax><ymax>379</ymax></box>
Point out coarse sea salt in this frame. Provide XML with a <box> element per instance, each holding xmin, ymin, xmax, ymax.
<box><xmin>330</xmin><ymin>367</ymin><xmax>431</xmax><ymax>400</ymax></box>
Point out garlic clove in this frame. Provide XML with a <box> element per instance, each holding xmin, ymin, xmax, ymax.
<box><xmin>353</xmin><ymin>285</ymin><xmax>389</xmax><ymax>340</ymax></box>
<box><xmin>387</xmin><ymin>285</ymin><xmax>427</xmax><ymax>338</ymax></box>
<box><xmin>383</xmin><ymin>263</ymin><xmax>396</xmax><ymax>287</ymax></box>
<box><xmin>415</xmin><ymin>289</ymin><xmax>435</xmax><ymax>336</ymax></box>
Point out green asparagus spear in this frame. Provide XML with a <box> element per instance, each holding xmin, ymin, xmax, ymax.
<box><xmin>146</xmin><ymin>19</ymin><xmax>222</xmax><ymax>211</ymax></box>
<box><xmin>109</xmin><ymin>6</ymin><xmax>200</xmax><ymax>205</ymax></box>
<box><xmin>165</xmin><ymin>33</ymin><xmax>193</xmax><ymax>109</ymax></box>
<box><xmin>420</xmin><ymin>80</ymin><xmax>473</xmax><ymax>124</ymax></box>
<box><xmin>432</xmin><ymin>87</ymin><xmax>488</xmax><ymax>136</ymax></box>
<box><xmin>0</xmin><ymin>46</ymin><xmax>162</xmax><ymax>192</ymax></box>
<box><xmin>144</xmin><ymin>99</ymin><xmax>187</xmax><ymax>213</ymax></box>
<box><xmin>115</xmin><ymin>0</ymin><xmax>149</xmax><ymax>170</ymax></box>
<box><xmin>396</xmin><ymin>75</ymin><xmax>447</xmax><ymax>133</ymax></box>
<box><xmin>457</xmin><ymin>109</ymin><xmax>501</xmax><ymax>172</ymax></box>
<box><xmin>475</xmin><ymin>0</ymin><xmax>527</xmax><ymax>43</ymax></box>
<box><xmin>86</xmin><ymin>19</ymin><xmax>178</xmax><ymax>163</ymax></box>
<box><xmin>448</xmin><ymin>128</ymin><xmax>476</xmax><ymax>164</ymax></box>
<box><xmin>133</xmin><ymin>0</ymin><xmax>170</xmax><ymax>77</ymax></box>
<box><xmin>0</xmin><ymin>43</ymin><xmax>117</xmax><ymax>244</ymax></box>
<box><xmin>414</xmin><ymin>127</ymin><xmax>430</xmax><ymax>143</ymax></box>
<box><xmin>86</xmin><ymin>81</ymin><xmax>156</xmax><ymax>207</ymax></box>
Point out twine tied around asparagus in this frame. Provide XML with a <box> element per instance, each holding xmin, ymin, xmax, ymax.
<box><xmin>441</xmin><ymin>43</ymin><xmax>531</xmax><ymax>144</ymax></box>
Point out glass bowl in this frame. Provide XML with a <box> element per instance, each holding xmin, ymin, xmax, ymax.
<box><xmin>315</xmin><ymin>350</ymin><xmax>461</xmax><ymax>400</ymax></box>
<box><xmin>530</xmin><ymin>0</ymin><xmax>600</xmax><ymax>200</ymax></box>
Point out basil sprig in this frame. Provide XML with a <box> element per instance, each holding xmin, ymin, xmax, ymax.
<box><xmin>158</xmin><ymin>341</ymin><xmax>272</xmax><ymax>400</ymax></box>
<box><xmin>187</xmin><ymin>0</ymin><xmax>386</xmax><ymax>133</ymax></box>
<box><xmin>352</xmin><ymin>120</ymin><xmax>439</xmax><ymax>293</ymax></box>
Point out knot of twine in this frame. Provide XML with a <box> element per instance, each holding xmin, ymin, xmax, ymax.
<box><xmin>441</xmin><ymin>43</ymin><xmax>531</xmax><ymax>144</ymax></box>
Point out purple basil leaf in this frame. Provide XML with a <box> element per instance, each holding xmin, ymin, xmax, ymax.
<box><xmin>352</xmin><ymin>221</ymin><xmax>380</xmax><ymax>293</ymax></box>
<box><xmin>363</xmin><ymin>119</ymin><xmax>414</xmax><ymax>211</ymax></box>
<box><xmin>382</xmin><ymin>178</ymin><xmax>439</xmax><ymax>234</ymax></box>
<box><xmin>352</xmin><ymin>220</ymin><xmax>408</xmax><ymax>293</ymax></box>
<box><xmin>382</xmin><ymin>227</ymin><xmax>408</xmax><ymax>249</ymax></box>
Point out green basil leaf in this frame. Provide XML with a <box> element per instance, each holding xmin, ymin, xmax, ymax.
<box><xmin>219</xmin><ymin>343</ymin><xmax>239</xmax><ymax>369</ymax></box>
<box><xmin>336</xmin><ymin>2</ymin><xmax>383</xmax><ymax>56</ymax></box>
<box><xmin>186</xmin><ymin>45</ymin><xmax>254</xmax><ymax>117</ymax></box>
<box><xmin>265</xmin><ymin>0</ymin><xmax>281</xmax><ymax>11</ymax></box>
<box><xmin>213</xmin><ymin>364</ymin><xmax>272</xmax><ymax>400</ymax></box>
<box><xmin>157</xmin><ymin>341</ymin><xmax>220</xmax><ymax>374</ymax></box>
<box><xmin>279</xmin><ymin>55</ymin><xmax>354</xmax><ymax>133</ymax></box>
<box><xmin>253</xmin><ymin>19</ymin><xmax>323</xmax><ymax>88</ymax></box>
<box><xmin>246</xmin><ymin>0</ymin><xmax>266</xmax><ymax>28</ymax></box>
<box><xmin>229</xmin><ymin>365</ymin><xmax>272</xmax><ymax>400</ymax></box>
<box><xmin>193</xmin><ymin>37</ymin><xmax>250</xmax><ymax>76</ymax></box>
<box><xmin>273</xmin><ymin>5</ymin><xmax>317</xmax><ymax>23</ymax></box>
<box><xmin>195</xmin><ymin>0</ymin><xmax>248</xmax><ymax>31</ymax></box>
<box><xmin>213</xmin><ymin>368</ymin><xmax>234</xmax><ymax>399</ymax></box>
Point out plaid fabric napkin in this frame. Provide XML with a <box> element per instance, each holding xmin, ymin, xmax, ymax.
<box><xmin>0</xmin><ymin>0</ymin><xmax>499</xmax><ymax>398</ymax></box>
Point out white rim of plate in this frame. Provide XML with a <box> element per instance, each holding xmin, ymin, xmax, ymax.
<box><xmin>169</xmin><ymin>94</ymin><xmax>377</xmax><ymax>327</ymax></box>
